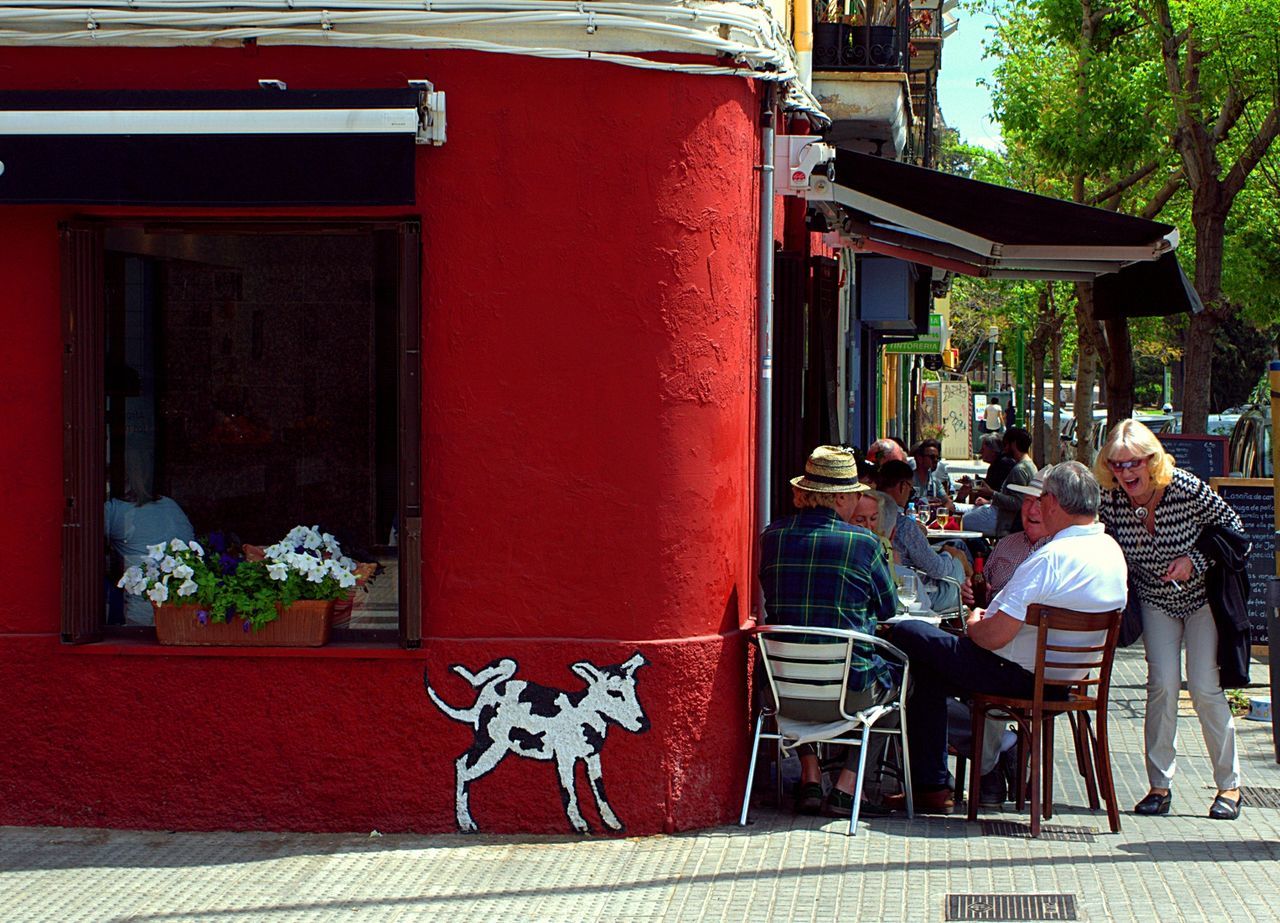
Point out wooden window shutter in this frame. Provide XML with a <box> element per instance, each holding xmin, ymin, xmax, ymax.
<box><xmin>810</xmin><ymin>255</ymin><xmax>842</xmax><ymax>445</ymax></box>
<box><xmin>61</xmin><ymin>223</ymin><xmax>105</xmax><ymax>644</ymax></box>
<box><xmin>397</xmin><ymin>221</ymin><xmax>423</xmax><ymax>649</ymax></box>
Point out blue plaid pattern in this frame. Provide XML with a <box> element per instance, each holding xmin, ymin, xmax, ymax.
<box><xmin>759</xmin><ymin>507</ymin><xmax>897</xmax><ymax>690</ymax></box>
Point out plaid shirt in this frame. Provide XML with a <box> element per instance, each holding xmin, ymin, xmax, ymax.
<box><xmin>759</xmin><ymin>507</ymin><xmax>897</xmax><ymax>690</ymax></box>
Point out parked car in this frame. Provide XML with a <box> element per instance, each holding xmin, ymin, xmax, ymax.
<box><xmin>1060</xmin><ymin>412</ymin><xmax>1177</xmax><ymax>462</ymax></box>
<box><xmin>1228</xmin><ymin>405</ymin><xmax>1271</xmax><ymax>477</ymax></box>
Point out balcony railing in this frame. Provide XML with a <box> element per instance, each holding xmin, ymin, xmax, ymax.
<box><xmin>813</xmin><ymin>0</ymin><xmax>910</xmax><ymax>72</ymax></box>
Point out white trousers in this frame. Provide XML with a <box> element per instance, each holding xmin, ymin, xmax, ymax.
<box><xmin>1141</xmin><ymin>601</ymin><xmax>1240</xmax><ymax>791</ymax></box>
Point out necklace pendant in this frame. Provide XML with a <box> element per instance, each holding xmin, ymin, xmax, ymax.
<box><xmin>1134</xmin><ymin>506</ymin><xmax>1149</xmax><ymax>522</ymax></box>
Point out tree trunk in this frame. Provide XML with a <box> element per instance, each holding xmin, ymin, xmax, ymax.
<box><xmin>1030</xmin><ymin>348</ymin><xmax>1046</xmax><ymax>462</ymax></box>
<box><xmin>1181</xmin><ymin>207</ymin><xmax>1229</xmax><ymax>432</ymax></box>
<box><xmin>1072</xmin><ymin>282</ymin><xmax>1104</xmax><ymax>463</ymax></box>
<box><xmin>1181</xmin><ymin>310</ymin><xmax>1219</xmax><ymax>431</ymax></box>
<box><xmin>1103</xmin><ymin>315</ymin><xmax>1135</xmax><ymax>429</ymax></box>
<box><xmin>1074</xmin><ymin>345</ymin><xmax>1099</xmax><ymax>464</ymax></box>
<box><xmin>1051</xmin><ymin>325</ymin><xmax>1064</xmax><ymax>464</ymax></box>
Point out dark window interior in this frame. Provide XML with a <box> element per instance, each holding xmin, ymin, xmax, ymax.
<box><xmin>94</xmin><ymin>226</ymin><xmax>408</xmax><ymax>636</ymax></box>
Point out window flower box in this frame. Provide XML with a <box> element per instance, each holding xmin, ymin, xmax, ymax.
<box><xmin>154</xmin><ymin>600</ymin><xmax>333</xmax><ymax>647</ymax></box>
<box><xmin>119</xmin><ymin>525</ymin><xmax>361</xmax><ymax>646</ymax></box>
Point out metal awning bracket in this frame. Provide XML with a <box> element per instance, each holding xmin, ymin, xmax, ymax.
<box><xmin>408</xmin><ymin>79</ymin><xmax>446</xmax><ymax>146</ymax></box>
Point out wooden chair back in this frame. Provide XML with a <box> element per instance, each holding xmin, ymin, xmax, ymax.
<box><xmin>1025</xmin><ymin>604</ymin><xmax>1123</xmax><ymax>710</ymax></box>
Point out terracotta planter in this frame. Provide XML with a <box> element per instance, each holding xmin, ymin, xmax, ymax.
<box><xmin>154</xmin><ymin>600</ymin><xmax>334</xmax><ymax>647</ymax></box>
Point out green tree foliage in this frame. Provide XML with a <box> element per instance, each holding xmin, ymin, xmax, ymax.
<box><xmin>967</xmin><ymin>0</ymin><xmax>1280</xmax><ymax>431</ymax></box>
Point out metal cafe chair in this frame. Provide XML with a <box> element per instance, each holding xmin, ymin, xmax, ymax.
<box><xmin>967</xmin><ymin>604</ymin><xmax>1124</xmax><ymax>836</ymax></box>
<box><xmin>740</xmin><ymin>625</ymin><xmax>912</xmax><ymax>836</ymax></box>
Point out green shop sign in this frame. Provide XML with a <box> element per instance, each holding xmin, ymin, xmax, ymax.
<box><xmin>883</xmin><ymin>313</ymin><xmax>945</xmax><ymax>355</ymax></box>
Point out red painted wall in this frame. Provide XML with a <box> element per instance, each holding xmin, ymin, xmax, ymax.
<box><xmin>0</xmin><ymin>46</ymin><xmax>761</xmax><ymax>834</ymax></box>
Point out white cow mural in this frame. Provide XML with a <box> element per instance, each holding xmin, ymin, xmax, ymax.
<box><xmin>424</xmin><ymin>653</ymin><xmax>649</xmax><ymax>833</ymax></box>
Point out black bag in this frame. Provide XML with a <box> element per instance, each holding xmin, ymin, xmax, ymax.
<box><xmin>1118</xmin><ymin>572</ymin><xmax>1144</xmax><ymax>647</ymax></box>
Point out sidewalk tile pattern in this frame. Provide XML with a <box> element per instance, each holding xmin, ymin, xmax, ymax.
<box><xmin>2</xmin><ymin>650</ymin><xmax>1279</xmax><ymax>922</ymax></box>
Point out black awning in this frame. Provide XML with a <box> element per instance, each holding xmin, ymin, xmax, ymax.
<box><xmin>0</xmin><ymin>89</ymin><xmax>421</xmax><ymax>206</ymax></box>
<box><xmin>813</xmin><ymin>148</ymin><xmax>1197</xmax><ymax>317</ymax></box>
<box><xmin>831</xmin><ymin>149</ymin><xmax>1177</xmax><ymax>252</ymax></box>
<box><xmin>1093</xmin><ymin>251</ymin><xmax>1203</xmax><ymax>320</ymax></box>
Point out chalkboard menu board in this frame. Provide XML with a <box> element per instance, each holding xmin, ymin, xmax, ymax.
<box><xmin>1212</xmin><ymin>478</ymin><xmax>1274</xmax><ymax>645</ymax></box>
<box><xmin>1161</xmin><ymin>434</ymin><xmax>1229</xmax><ymax>482</ymax></box>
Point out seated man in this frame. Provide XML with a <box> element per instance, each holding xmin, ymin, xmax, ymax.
<box><xmin>950</xmin><ymin>466</ymin><xmax>1053</xmax><ymax>807</ymax></box>
<box><xmin>910</xmin><ymin>438</ymin><xmax>954</xmax><ymax>507</ymax></box>
<box><xmin>876</xmin><ymin>460</ymin><xmax>967</xmax><ymax>613</ymax></box>
<box><xmin>886</xmin><ymin>461</ymin><xmax>1128</xmax><ymax>814</ymax></box>
<box><xmin>963</xmin><ymin>428</ymin><xmax>1032</xmax><ymax>536</ymax></box>
<box><xmin>866</xmin><ymin>438</ymin><xmax>907</xmax><ymax>467</ymax></box>
<box><xmin>957</xmin><ymin>434</ymin><xmax>1005</xmax><ymax>515</ymax></box>
<box><xmin>759</xmin><ymin>445</ymin><xmax>899</xmax><ymax>818</ymax></box>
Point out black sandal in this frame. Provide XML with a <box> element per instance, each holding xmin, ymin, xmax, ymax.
<box><xmin>794</xmin><ymin>782</ymin><xmax>824</xmax><ymax>815</ymax></box>
<box><xmin>1209</xmin><ymin>793</ymin><xmax>1242</xmax><ymax>821</ymax></box>
<box><xmin>1133</xmin><ymin>791</ymin><xmax>1172</xmax><ymax>815</ymax></box>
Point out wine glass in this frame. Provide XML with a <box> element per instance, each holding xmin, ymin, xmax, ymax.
<box><xmin>898</xmin><ymin>572</ymin><xmax>920</xmax><ymax>611</ymax></box>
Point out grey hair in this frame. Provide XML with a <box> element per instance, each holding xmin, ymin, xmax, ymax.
<box><xmin>1042</xmin><ymin>461</ymin><xmax>1100</xmax><ymax>516</ymax></box>
<box><xmin>979</xmin><ymin>433</ymin><xmax>1002</xmax><ymax>453</ymax></box>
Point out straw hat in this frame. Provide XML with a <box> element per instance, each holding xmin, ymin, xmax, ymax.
<box><xmin>1007</xmin><ymin>465</ymin><xmax>1053</xmax><ymax>498</ymax></box>
<box><xmin>790</xmin><ymin>446</ymin><xmax>869</xmax><ymax>494</ymax></box>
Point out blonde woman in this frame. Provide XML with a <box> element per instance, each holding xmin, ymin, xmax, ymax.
<box><xmin>1095</xmin><ymin>420</ymin><xmax>1245</xmax><ymax>820</ymax></box>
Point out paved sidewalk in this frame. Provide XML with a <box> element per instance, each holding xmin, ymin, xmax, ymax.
<box><xmin>3</xmin><ymin>649</ymin><xmax>1278</xmax><ymax>923</ymax></box>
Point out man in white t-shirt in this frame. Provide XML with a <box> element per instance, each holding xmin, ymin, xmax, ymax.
<box><xmin>886</xmin><ymin>461</ymin><xmax>1127</xmax><ymax>814</ymax></box>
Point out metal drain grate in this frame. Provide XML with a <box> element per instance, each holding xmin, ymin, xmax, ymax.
<box><xmin>981</xmin><ymin>820</ymin><xmax>1096</xmax><ymax>842</ymax></box>
<box><xmin>1204</xmin><ymin>786</ymin><xmax>1280</xmax><ymax>808</ymax></box>
<box><xmin>946</xmin><ymin>894</ymin><xmax>1077</xmax><ymax>921</ymax></box>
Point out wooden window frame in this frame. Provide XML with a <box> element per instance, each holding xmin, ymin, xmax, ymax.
<box><xmin>60</xmin><ymin>218</ymin><xmax>423</xmax><ymax>647</ymax></box>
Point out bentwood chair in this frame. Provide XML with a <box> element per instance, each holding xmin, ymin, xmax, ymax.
<box><xmin>967</xmin><ymin>604</ymin><xmax>1124</xmax><ymax>836</ymax></box>
<box><xmin>740</xmin><ymin>625</ymin><xmax>913</xmax><ymax>836</ymax></box>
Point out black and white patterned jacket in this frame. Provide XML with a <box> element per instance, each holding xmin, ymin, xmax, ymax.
<box><xmin>1098</xmin><ymin>467</ymin><xmax>1243</xmax><ymax>617</ymax></box>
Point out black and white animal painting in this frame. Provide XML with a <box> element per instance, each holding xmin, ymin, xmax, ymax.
<box><xmin>424</xmin><ymin>653</ymin><xmax>649</xmax><ymax>833</ymax></box>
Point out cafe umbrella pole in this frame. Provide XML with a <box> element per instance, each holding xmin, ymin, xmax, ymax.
<box><xmin>1269</xmin><ymin>359</ymin><xmax>1280</xmax><ymax>762</ymax></box>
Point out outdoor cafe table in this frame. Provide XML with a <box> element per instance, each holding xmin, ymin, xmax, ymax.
<box><xmin>926</xmin><ymin>529</ymin><xmax>984</xmax><ymax>541</ymax></box>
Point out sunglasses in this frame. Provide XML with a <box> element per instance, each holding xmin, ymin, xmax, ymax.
<box><xmin>1107</xmin><ymin>457</ymin><xmax>1149</xmax><ymax>471</ymax></box>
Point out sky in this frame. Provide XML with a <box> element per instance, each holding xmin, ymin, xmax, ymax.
<box><xmin>935</xmin><ymin>8</ymin><xmax>1003</xmax><ymax>150</ymax></box>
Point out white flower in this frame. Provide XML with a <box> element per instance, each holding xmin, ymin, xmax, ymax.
<box><xmin>147</xmin><ymin>543</ymin><xmax>167</xmax><ymax>562</ymax></box>
<box><xmin>146</xmin><ymin>582</ymin><xmax>169</xmax><ymax>604</ymax></box>
<box><xmin>336</xmin><ymin>570</ymin><xmax>357</xmax><ymax>589</ymax></box>
<box><xmin>188</xmin><ymin>540</ymin><xmax>204</xmax><ymax>557</ymax></box>
<box><xmin>118</xmin><ymin>566</ymin><xmax>148</xmax><ymax>595</ymax></box>
<box><xmin>266</xmin><ymin>562</ymin><xmax>290</xmax><ymax>581</ymax></box>
<box><xmin>159</xmin><ymin>555</ymin><xmax>178</xmax><ymax>574</ymax></box>
<box><xmin>169</xmin><ymin>538</ymin><xmax>189</xmax><ymax>553</ymax></box>
<box><xmin>173</xmin><ymin>564</ymin><xmax>194</xmax><ymax>580</ymax></box>
<box><xmin>176</xmin><ymin>578</ymin><xmax>198</xmax><ymax>597</ymax></box>
<box><xmin>302</xmin><ymin>529</ymin><xmax>323</xmax><ymax>551</ymax></box>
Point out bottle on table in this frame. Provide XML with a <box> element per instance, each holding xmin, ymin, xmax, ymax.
<box><xmin>970</xmin><ymin>555</ymin><xmax>989</xmax><ymax>609</ymax></box>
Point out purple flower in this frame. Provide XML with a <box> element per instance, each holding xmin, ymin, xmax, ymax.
<box><xmin>243</xmin><ymin>620</ymin><xmax>252</xmax><ymax>633</ymax></box>
<box><xmin>197</xmin><ymin>609</ymin><xmax>209</xmax><ymax>625</ymax></box>
<box><xmin>219</xmin><ymin>553</ymin><xmax>238</xmax><ymax>575</ymax></box>
<box><xmin>207</xmin><ymin>531</ymin><xmax>228</xmax><ymax>554</ymax></box>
